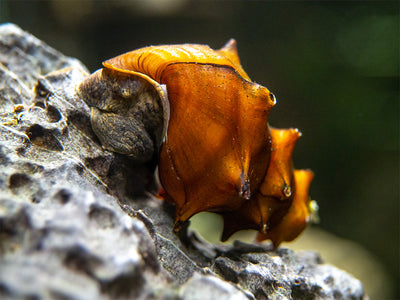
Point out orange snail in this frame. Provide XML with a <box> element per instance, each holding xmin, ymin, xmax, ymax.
<box><xmin>78</xmin><ymin>39</ymin><xmax>316</xmax><ymax>247</ymax></box>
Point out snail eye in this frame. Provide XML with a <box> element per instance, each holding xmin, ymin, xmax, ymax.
<box><xmin>269</xmin><ymin>92</ymin><xmax>276</xmax><ymax>104</ymax></box>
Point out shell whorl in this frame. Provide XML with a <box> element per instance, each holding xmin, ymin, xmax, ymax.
<box><xmin>103</xmin><ymin>39</ymin><xmax>250</xmax><ymax>83</ymax></box>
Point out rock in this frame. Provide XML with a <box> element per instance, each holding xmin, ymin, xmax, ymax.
<box><xmin>0</xmin><ymin>23</ymin><xmax>368</xmax><ymax>300</ymax></box>
<box><xmin>0</xmin><ymin>23</ymin><xmax>84</xmax><ymax>90</ymax></box>
<box><xmin>180</xmin><ymin>274</ymin><xmax>249</xmax><ymax>300</ymax></box>
<box><xmin>212</xmin><ymin>243</ymin><xmax>366</xmax><ymax>299</ymax></box>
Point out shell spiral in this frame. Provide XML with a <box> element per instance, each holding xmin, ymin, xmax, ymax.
<box><xmin>79</xmin><ymin>39</ymin><xmax>315</xmax><ymax>248</ymax></box>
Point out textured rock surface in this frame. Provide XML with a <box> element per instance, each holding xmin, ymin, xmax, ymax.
<box><xmin>0</xmin><ymin>23</ymin><xmax>368</xmax><ymax>300</ymax></box>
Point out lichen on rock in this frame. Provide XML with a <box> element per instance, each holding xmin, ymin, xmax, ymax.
<box><xmin>0</xmin><ymin>23</ymin><xmax>368</xmax><ymax>300</ymax></box>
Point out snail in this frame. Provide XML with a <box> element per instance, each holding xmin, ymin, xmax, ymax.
<box><xmin>78</xmin><ymin>39</ymin><xmax>316</xmax><ymax>247</ymax></box>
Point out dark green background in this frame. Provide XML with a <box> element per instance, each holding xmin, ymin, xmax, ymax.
<box><xmin>1</xmin><ymin>0</ymin><xmax>398</xmax><ymax>297</ymax></box>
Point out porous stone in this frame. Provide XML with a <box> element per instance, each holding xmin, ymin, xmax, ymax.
<box><xmin>0</xmin><ymin>23</ymin><xmax>368</xmax><ymax>300</ymax></box>
<box><xmin>0</xmin><ymin>23</ymin><xmax>84</xmax><ymax>90</ymax></box>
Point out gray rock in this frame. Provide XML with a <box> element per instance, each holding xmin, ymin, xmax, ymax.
<box><xmin>180</xmin><ymin>274</ymin><xmax>249</xmax><ymax>300</ymax></box>
<box><xmin>0</xmin><ymin>23</ymin><xmax>85</xmax><ymax>90</ymax></box>
<box><xmin>0</xmin><ymin>23</ymin><xmax>368</xmax><ymax>300</ymax></box>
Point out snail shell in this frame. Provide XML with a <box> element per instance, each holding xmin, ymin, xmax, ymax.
<box><xmin>78</xmin><ymin>39</ymin><xmax>315</xmax><ymax>247</ymax></box>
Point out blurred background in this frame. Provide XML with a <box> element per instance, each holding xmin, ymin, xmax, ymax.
<box><xmin>1</xmin><ymin>0</ymin><xmax>398</xmax><ymax>298</ymax></box>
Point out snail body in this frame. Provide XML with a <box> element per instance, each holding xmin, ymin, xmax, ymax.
<box><xmin>78</xmin><ymin>39</ymin><xmax>315</xmax><ymax>247</ymax></box>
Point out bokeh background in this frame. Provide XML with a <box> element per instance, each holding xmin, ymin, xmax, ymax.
<box><xmin>1</xmin><ymin>0</ymin><xmax>398</xmax><ymax>298</ymax></box>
